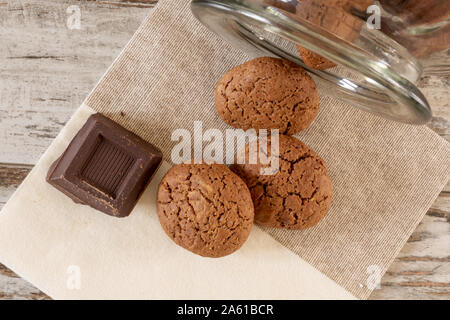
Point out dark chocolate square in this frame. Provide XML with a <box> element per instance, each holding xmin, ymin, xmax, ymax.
<box><xmin>46</xmin><ymin>113</ymin><xmax>162</xmax><ymax>217</ymax></box>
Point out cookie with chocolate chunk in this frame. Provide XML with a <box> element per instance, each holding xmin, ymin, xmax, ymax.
<box><xmin>231</xmin><ymin>135</ymin><xmax>332</xmax><ymax>229</ymax></box>
<box><xmin>157</xmin><ymin>163</ymin><xmax>254</xmax><ymax>258</ymax></box>
<box><xmin>215</xmin><ymin>57</ymin><xmax>319</xmax><ymax>135</ymax></box>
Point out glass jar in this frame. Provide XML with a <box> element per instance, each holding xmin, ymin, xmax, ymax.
<box><xmin>191</xmin><ymin>0</ymin><xmax>450</xmax><ymax>124</ymax></box>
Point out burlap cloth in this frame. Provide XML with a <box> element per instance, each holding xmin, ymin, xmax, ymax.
<box><xmin>0</xmin><ymin>0</ymin><xmax>449</xmax><ymax>299</ymax></box>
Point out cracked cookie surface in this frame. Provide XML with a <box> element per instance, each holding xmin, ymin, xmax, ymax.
<box><xmin>231</xmin><ymin>135</ymin><xmax>332</xmax><ymax>229</ymax></box>
<box><xmin>157</xmin><ymin>163</ymin><xmax>254</xmax><ymax>258</ymax></box>
<box><xmin>214</xmin><ymin>57</ymin><xmax>319</xmax><ymax>135</ymax></box>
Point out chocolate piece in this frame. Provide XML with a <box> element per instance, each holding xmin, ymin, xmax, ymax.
<box><xmin>46</xmin><ymin>113</ymin><xmax>162</xmax><ymax>217</ymax></box>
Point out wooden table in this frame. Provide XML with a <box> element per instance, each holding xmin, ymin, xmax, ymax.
<box><xmin>0</xmin><ymin>0</ymin><xmax>449</xmax><ymax>300</ymax></box>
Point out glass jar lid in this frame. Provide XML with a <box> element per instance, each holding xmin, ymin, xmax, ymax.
<box><xmin>191</xmin><ymin>0</ymin><xmax>433</xmax><ymax>124</ymax></box>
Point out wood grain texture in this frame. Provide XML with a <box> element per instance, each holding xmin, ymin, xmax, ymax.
<box><xmin>0</xmin><ymin>0</ymin><xmax>449</xmax><ymax>300</ymax></box>
<box><xmin>0</xmin><ymin>0</ymin><xmax>155</xmax><ymax>165</ymax></box>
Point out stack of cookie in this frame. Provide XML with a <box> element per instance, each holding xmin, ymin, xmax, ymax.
<box><xmin>215</xmin><ymin>57</ymin><xmax>332</xmax><ymax>231</ymax></box>
<box><xmin>157</xmin><ymin>57</ymin><xmax>332</xmax><ymax>258</ymax></box>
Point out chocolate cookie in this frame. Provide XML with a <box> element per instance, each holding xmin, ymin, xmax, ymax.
<box><xmin>214</xmin><ymin>57</ymin><xmax>319</xmax><ymax>135</ymax></box>
<box><xmin>294</xmin><ymin>0</ymin><xmax>374</xmax><ymax>70</ymax></box>
<box><xmin>297</xmin><ymin>45</ymin><xmax>337</xmax><ymax>70</ymax></box>
<box><xmin>231</xmin><ymin>135</ymin><xmax>332</xmax><ymax>229</ymax></box>
<box><xmin>157</xmin><ymin>163</ymin><xmax>254</xmax><ymax>258</ymax></box>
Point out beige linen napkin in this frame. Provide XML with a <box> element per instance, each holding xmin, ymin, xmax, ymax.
<box><xmin>0</xmin><ymin>0</ymin><xmax>449</xmax><ymax>299</ymax></box>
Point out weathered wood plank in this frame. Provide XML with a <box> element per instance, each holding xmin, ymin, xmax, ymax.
<box><xmin>429</xmin><ymin>192</ymin><xmax>450</xmax><ymax>218</ymax></box>
<box><xmin>440</xmin><ymin>180</ymin><xmax>450</xmax><ymax>194</ymax></box>
<box><xmin>0</xmin><ymin>265</ymin><xmax>49</xmax><ymax>300</ymax></box>
<box><xmin>421</xmin><ymin>75</ymin><xmax>450</xmax><ymax>142</ymax></box>
<box><xmin>0</xmin><ymin>0</ymin><xmax>154</xmax><ymax>165</ymax></box>
<box><xmin>90</xmin><ymin>0</ymin><xmax>158</xmax><ymax>8</ymax></box>
<box><xmin>371</xmin><ymin>214</ymin><xmax>450</xmax><ymax>300</ymax></box>
<box><xmin>0</xmin><ymin>164</ymin><xmax>31</xmax><ymax>209</ymax></box>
